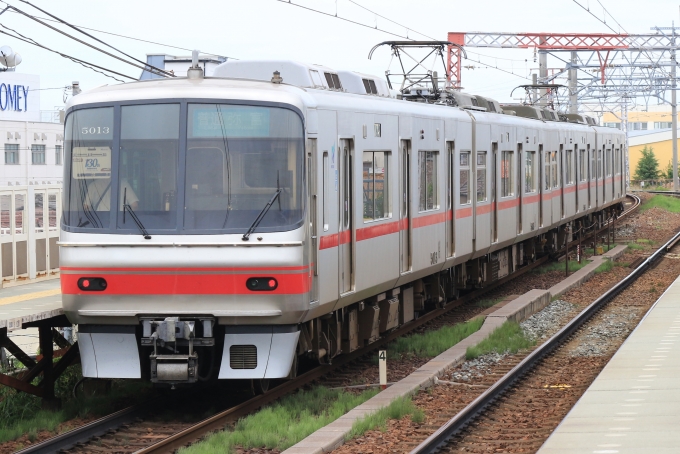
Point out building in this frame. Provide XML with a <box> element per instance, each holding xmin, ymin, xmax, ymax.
<box><xmin>602</xmin><ymin>105</ymin><xmax>674</xmax><ymax>132</ymax></box>
<box><xmin>0</xmin><ymin>72</ymin><xmax>64</xmax><ymax>186</ymax></box>
<box><xmin>602</xmin><ymin>106</ymin><xmax>678</xmax><ymax>178</ymax></box>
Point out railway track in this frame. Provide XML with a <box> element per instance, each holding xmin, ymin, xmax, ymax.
<box><xmin>16</xmin><ymin>195</ymin><xmax>641</xmax><ymax>454</ymax></box>
<box><xmin>410</xmin><ymin>195</ymin><xmax>680</xmax><ymax>454</ymax></box>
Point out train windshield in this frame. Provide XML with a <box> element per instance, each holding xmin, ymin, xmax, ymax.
<box><xmin>63</xmin><ymin>103</ymin><xmax>305</xmax><ymax>234</ymax></box>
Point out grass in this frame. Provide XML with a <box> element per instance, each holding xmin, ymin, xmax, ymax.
<box><xmin>636</xmin><ymin>238</ymin><xmax>653</xmax><ymax>244</ymax></box>
<box><xmin>627</xmin><ymin>242</ymin><xmax>645</xmax><ymax>250</ymax></box>
<box><xmin>475</xmin><ymin>297</ymin><xmax>503</xmax><ymax>308</ymax></box>
<box><xmin>466</xmin><ymin>321</ymin><xmax>534</xmax><ymax>360</ymax></box>
<box><xmin>387</xmin><ymin>317</ymin><xmax>485</xmax><ymax>360</ymax></box>
<box><xmin>178</xmin><ymin>387</ymin><xmax>379</xmax><ymax>454</ymax></box>
<box><xmin>595</xmin><ymin>259</ymin><xmax>613</xmax><ymax>274</ymax></box>
<box><xmin>345</xmin><ymin>395</ymin><xmax>424</xmax><ymax>441</ymax></box>
<box><xmin>640</xmin><ymin>194</ymin><xmax>680</xmax><ymax>213</ymax></box>
<box><xmin>535</xmin><ymin>259</ymin><xmax>591</xmax><ymax>274</ymax></box>
<box><xmin>0</xmin><ymin>365</ymin><xmax>151</xmax><ymax>443</ymax></box>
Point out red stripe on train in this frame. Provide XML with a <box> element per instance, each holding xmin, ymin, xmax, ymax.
<box><xmin>61</xmin><ymin>272</ymin><xmax>311</xmax><ymax>295</ymax></box>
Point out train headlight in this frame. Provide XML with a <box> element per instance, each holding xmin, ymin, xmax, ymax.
<box><xmin>77</xmin><ymin>277</ymin><xmax>108</xmax><ymax>291</ymax></box>
<box><xmin>246</xmin><ymin>277</ymin><xmax>278</xmax><ymax>291</ymax></box>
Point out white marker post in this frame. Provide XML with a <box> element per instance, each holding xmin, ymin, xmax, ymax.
<box><xmin>378</xmin><ymin>350</ymin><xmax>387</xmax><ymax>390</ymax></box>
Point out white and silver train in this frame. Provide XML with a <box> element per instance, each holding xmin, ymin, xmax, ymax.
<box><xmin>61</xmin><ymin>58</ymin><xmax>626</xmax><ymax>387</ymax></box>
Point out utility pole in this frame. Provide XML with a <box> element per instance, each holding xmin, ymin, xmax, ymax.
<box><xmin>672</xmin><ymin>23</ymin><xmax>678</xmax><ymax>192</ymax></box>
<box><xmin>569</xmin><ymin>51</ymin><xmax>578</xmax><ymax>114</ymax></box>
<box><xmin>539</xmin><ymin>36</ymin><xmax>548</xmax><ymax>107</ymax></box>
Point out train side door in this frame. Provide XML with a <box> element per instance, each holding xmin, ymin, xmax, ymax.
<box><xmin>400</xmin><ymin>139</ymin><xmax>412</xmax><ymax>273</ymax></box>
<box><xmin>559</xmin><ymin>145</ymin><xmax>565</xmax><ymax>219</ymax></box>
<box><xmin>307</xmin><ymin>140</ymin><xmax>319</xmax><ymax>304</ymax></box>
<box><xmin>446</xmin><ymin>141</ymin><xmax>455</xmax><ymax>259</ymax></box>
<box><xmin>587</xmin><ymin>144</ymin><xmax>592</xmax><ymax>209</ymax></box>
<box><xmin>491</xmin><ymin>142</ymin><xmax>498</xmax><ymax>243</ymax></box>
<box><xmin>538</xmin><ymin>144</ymin><xmax>544</xmax><ymax>227</ymax></box>
<box><xmin>574</xmin><ymin>145</ymin><xmax>579</xmax><ymax>213</ymax></box>
<box><xmin>339</xmin><ymin>139</ymin><xmax>354</xmax><ymax>294</ymax></box>
<box><xmin>517</xmin><ymin>143</ymin><xmax>522</xmax><ymax>234</ymax></box>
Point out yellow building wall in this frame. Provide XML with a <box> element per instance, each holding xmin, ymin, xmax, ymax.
<box><xmin>602</xmin><ymin>111</ymin><xmax>674</xmax><ymax>125</ymax></box>
<box><xmin>629</xmin><ymin>139</ymin><xmax>677</xmax><ymax>178</ymax></box>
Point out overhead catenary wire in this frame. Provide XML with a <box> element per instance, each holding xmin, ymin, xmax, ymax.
<box><xmin>0</xmin><ymin>25</ymin><xmax>134</xmax><ymax>82</ymax></box>
<box><xmin>279</xmin><ymin>0</ymin><xmax>530</xmax><ymax>80</ymax></box>
<box><xmin>1</xmin><ymin>6</ymin><xmax>233</xmax><ymax>60</ymax></box>
<box><xmin>0</xmin><ymin>1</ymin><xmax>171</xmax><ymax>78</ymax></box>
<box><xmin>17</xmin><ymin>0</ymin><xmax>175</xmax><ymax>77</ymax></box>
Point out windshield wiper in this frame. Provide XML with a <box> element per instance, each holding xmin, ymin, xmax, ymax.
<box><xmin>242</xmin><ymin>189</ymin><xmax>282</xmax><ymax>241</ymax></box>
<box><xmin>123</xmin><ymin>188</ymin><xmax>151</xmax><ymax>240</ymax></box>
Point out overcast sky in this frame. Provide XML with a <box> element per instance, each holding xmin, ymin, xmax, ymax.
<box><xmin>4</xmin><ymin>0</ymin><xmax>680</xmax><ymax>113</ymax></box>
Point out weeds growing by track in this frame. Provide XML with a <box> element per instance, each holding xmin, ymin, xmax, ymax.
<box><xmin>535</xmin><ymin>260</ymin><xmax>591</xmax><ymax>274</ymax></box>
<box><xmin>640</xmin><ymin>194</ymin><xmax>680</xmax><ymax>213</ymax></box>
<box><xmin>387</xmin><ymin>317</ymin><xmax>485</xmax><ymax>360</ymax></box>
<box><xmin>466</xmin><ymin>321</ymin><xmax>534</xmax><ymax>360</ymax></box>
<box><xmin>345</xmin><ymin>395</ymin><xmax>424</xmax><ymax>441</ymax></box>
<box><xmin>178</xmin><ymin>387</ymin><xmax>379</xmax><ymax>453</ymax></box>
<box><xmin>595</xmin><ymin>259</ymin><xmax>614</xmax><ymax>274</ymax></box>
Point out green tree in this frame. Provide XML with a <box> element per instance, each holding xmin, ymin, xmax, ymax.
<box><xmin>664</xmin><ymin>160</ymin><xmax>680</xmax><ymax>180</ymax></box>
<box><xmin>634</xmin><ymin>146</ymin><xmax>661</xmax><ymax>180</ymax></box>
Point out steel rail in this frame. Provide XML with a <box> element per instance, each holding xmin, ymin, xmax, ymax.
<box><xmin>411</xmin><ymin>197</ymin><xmax>678</xmax><ymax>454</ymax></box>
<box><xmin>15</xmin><ymin>405</ymin><xmax>143</xmax><ymax>454</ymax></box>
<box><xmin>18</xmin><ymin>195</ymin><xmax>640</xmax><ymax>454</ymax></box>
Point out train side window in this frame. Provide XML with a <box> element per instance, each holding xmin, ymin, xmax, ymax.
<box><xmin>323</xmin><ymin>151</ymin><xmax>329</xmax><ymax>231</ymax></box>
<box><xmin>544</xmin><ymin>151</ymin><xmax>551</xmax><ymax>190</ymax></box>
<box><xmin>501</xmin><ymin>150</ymin><xmax>514</xmax><ymax>197</ymax></box>
<box><xmin>567</xmin><ymin>149</ymin><xmax>574</xmax><ymax>184</ymax></box>
<box><xmin>363</xmin><ymin>151</ymin><xmax>390</xmax><ymax>221</ymax></box>
<box><xmin>591</xmin><ymin>149</ymin><xmax>596</xmax><ymax>179</ymax></box>
<box><xmin>419</xmin><ymin>150</ymin><xmax>438</xmax><ymax>211</ymax></box>
<box><xmin>551</xmin><ymin>151</ymin><xmax>559</xmax><ymax>188</ymax></box>
<box><xmin>606</xmin><ymin>149</ymin><xmax>612</xmax><ymax>176</ymax></box>
<box><xmin>460</xmin><ymin>151</ymin><xmax>470</xmax><ymax>205</ymax></box>
<box><xmin>525</xmin><ymin>151</ymin><xmax>535</xmax><ymax>193</ymax></box>
<box><xmin>476</xmin><ymin>151</ymin><xmax>487</xmax><ymax>202</ymax></box>
<box><xmin>598</xmin><ymin>149</ymin><xmax>603</xmax><ymax>178</ymax></box>
<box><xmin>579</xmin><ymin>149</ymin><xmax>586</xmax><ymax>181</ymax></box>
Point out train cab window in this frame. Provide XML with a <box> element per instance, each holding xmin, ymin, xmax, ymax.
<box><xmin>419</xmin><ymin>150</ymin><xmax>438</xmax><ymax>211</ymax></box>
<box><xmin>64</xmin><ymin>107</ymin><xmax>114</xmax><ymax>229</ymax></box>
<box><xmin>579</xmin><ymin>149</ymin><xmax>586</xmax><ymax>181</ymax></box>
<box><xmin>117</xmin><ymin>104</ymin><xmax>180</xmax><ymax>231</ymax></box>
<box><xmin>476</xmin><ymin>152</ymin><xmax>487</xmax><ymax>202</ymax></box>
<box><xmin>184</xmin><ymin>104</ymin><xmax>304</xmax><ymax>233</ymax></box>
<box><xmin>363</xmin><ymin>151</ymin><xmax>389</xmax><ymax>222</ymax></box>
<box><xmin>501</xmin><ymin>150</ymin><xmax>514</xmax><ymax>197</ymax></box>
<box><xmin>525</xmin><ymin>151</ymin><xmax>536</xmax><ymax>193</ymax></box>
<box><xmin>460</xmin><ymin>152</ymin><xmax>470</xmax><ymax>205</ymax></box>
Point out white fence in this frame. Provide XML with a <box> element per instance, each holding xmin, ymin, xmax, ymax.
<box><xmin>0</xmin><ymin>185</ymin><xmax>61</xmax><ymax>284</ymax></box>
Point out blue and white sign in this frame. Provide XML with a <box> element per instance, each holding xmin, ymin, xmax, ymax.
<box><xmin>0</xmin><ymin>73</ymin><xmax>39</xmax><ymax>121</ymax></box>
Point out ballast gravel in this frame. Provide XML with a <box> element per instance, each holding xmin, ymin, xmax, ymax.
<box><xmin>520</xmin><ymin>299</ymin><xmax>576</xmax><ymax>342</ymax></box>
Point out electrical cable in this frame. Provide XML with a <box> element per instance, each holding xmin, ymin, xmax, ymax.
<box><xmin>1</xmin><ymin>5</ymin><xmax>233</xmax><ymax>59</ymax></box>
<box><xmin>0</xmin><ymin>1</ymin><xmax>170</xmax><ymax>78</ymax></box>
<box><xmin>17</xmin><ymin>0</ymin><xmax>174</xmax><ymax>77</ymax></box>
<box><xmin>345</xmin><ymin>0</ymin><xmax>436</xmax><ymax>40</ymax></box>
<box><xmin>279</xmin><ymin>0</ymin><xmax>530</xmax><ymax>82</ymax></box>
<box><xmin>0</xmin><ymin>25</ymin><xmax>134</xmax><ymax>81</ymax></box>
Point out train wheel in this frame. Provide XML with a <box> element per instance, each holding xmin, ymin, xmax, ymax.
<box><xmin>252</xmin><ymin>378</ymin><xmax>271</xmax><ymax>394</ymax></box>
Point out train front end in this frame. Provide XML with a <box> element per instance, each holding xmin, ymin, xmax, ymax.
<box><xmin>60</xmin><ymin>79</ymin><xmax>309</xmax><ymax>386</ymax></box>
